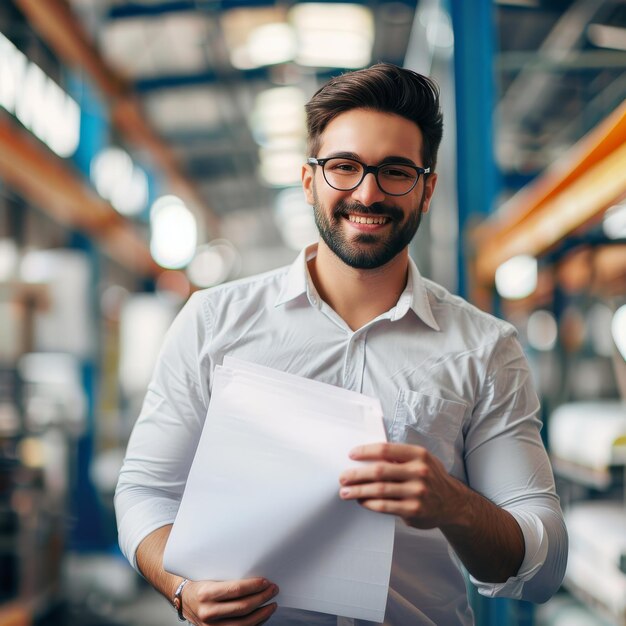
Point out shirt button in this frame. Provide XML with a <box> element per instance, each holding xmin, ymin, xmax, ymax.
<box><xmin>310</xmin><ymin>296</ymin><xmax>317</xmax><ymax>305</ymax></box>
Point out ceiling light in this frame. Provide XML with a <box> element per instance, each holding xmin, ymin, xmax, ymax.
<box><xmin>495</xmin><ymin>255</ymin><xmax>538</xmax><ymax>300</ymax></box>
<box><xmin>587</xmin><ymin>24</ymin><xmax>626</xmax><ymax>51</ymax></box>
<box><xmin>289</xmin><ymin>4</ymin><xmax>374</xmax><ymax>69</ymax></box>
<box><xmin>246</xmin><ymin>23</ymin><xmax>297</xmax><ymax>68</ymax></box>
<box><xmin>221</xmin><ymin>7</ymin><xmax>290</xmax><ymax>69</ymax></box>
<box><xmin>91</xmin><ymin>147</ymin><xmax>149</xmax><ymax>217</ymax></box>
<box><xmin>150</xmin><ymin>195</ymin><xmax>197</xmax><ymax>269</ymax></box>
<box><xmin>602</xmin><ymin>204</ymin><xmax>626</xmax><ymax>239</ymax></box>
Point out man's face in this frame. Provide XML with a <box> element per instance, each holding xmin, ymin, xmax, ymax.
<box><xmin>302</xmin><ymin>109</ymin><xmax>437</xmax><ymax>270</ymax></box>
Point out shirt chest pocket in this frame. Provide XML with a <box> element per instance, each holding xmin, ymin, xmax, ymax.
<box><xmin>390</xmin><ymin>389</ymin><xmax>466</xmax><ymax>472</ymax></box>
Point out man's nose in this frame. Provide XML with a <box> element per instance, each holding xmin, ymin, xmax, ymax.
<box><xmin>351</xmin><ymin>172</ymin><xmax>386</xmax><ymax>205</ymax></box>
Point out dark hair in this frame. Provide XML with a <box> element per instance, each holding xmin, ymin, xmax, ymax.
<box><xmin>305</xmin><ymin>63</ymin><xmax>443</xmax><ymax>170</ymax></box>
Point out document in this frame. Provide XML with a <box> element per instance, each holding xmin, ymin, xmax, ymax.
<box><xmin>163</xmin><ymin>357</ymin><xmax>395</xmax><ymax>622</ymax></box>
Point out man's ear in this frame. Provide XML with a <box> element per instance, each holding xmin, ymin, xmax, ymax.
<box><xmin>302</xmin><ymin>163</ymin><xmax>315</xmax><ymax>205</ymax></box>
<box><xmin>421</xmin><ymin>173</ymin><xmax>437</xmax><ymax>214</ymax></box>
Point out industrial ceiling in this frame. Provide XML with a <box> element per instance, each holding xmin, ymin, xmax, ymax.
<box><xmin>1</xmin><ymin>0</ymin><xmax>625</xmax><ymax>281</ymax></box>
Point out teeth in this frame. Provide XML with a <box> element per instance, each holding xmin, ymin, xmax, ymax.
<box><xmin>348</xmin><ymin>215</ymin><xmax>387</xmax><ymax>225</ymax></box>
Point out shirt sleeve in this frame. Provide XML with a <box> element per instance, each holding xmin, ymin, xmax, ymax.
<box><xmin>114</xmin><ymin>292</ymin><xmax>211</xmax><ymax>571</ymax></box>
<box><xmin>464</xmin><ymin>331</ymin><xmax>568</xmax><ymax>602</ymax></box>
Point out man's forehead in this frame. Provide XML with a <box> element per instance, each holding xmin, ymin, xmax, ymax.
<box><xmin>318</xmin><ymin>108</ymin><xmax>424</xmax><ymax>161</ymax></box>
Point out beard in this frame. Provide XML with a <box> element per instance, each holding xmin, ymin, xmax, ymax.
<box><xmin>312</xmin><ymin>188</ymin><xmax>425</xmax><ymax>270</ymax></box>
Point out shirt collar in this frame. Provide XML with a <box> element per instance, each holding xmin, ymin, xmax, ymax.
<box><xmin>399</xmin><ymin>256</ymin><xmax>440</xmax><ymax>331</ymax></box>
<box><xmin>275</xmin><ymin>243</ymin><xmax>317</xmax><ymax>307</ymax></box>
<box><xmin>275</xmin><ymin>244</ymin><xmax>440</xmax><ymax>331</ymax></box>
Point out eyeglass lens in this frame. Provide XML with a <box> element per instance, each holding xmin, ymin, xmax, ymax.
<box><xmin>321</xmin><ymin>157</ymin><xmax>420</xmax><ymax>195</ymax></box>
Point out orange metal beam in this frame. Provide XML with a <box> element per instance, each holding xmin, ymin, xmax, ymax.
<box><xmin>472</xmin><ymin>100</ymin><xmax>626</xmax><ymax>285</ymax></box>
<box><xmin>0</xmin><ymin>113</ymin><xmax>159</xmax><ymax>276</ymax></box>
<box><xmin>13</xmin><ymin>0</ymin><xmax>221</xmax><ymax>237</ymax></box>
<box><xmin>11</xmin><ymin>0</ymin><xmax>125</xmax><ymax>98</ymax></box>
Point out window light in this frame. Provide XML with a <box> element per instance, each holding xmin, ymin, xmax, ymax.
<box><xmin>0</xmin><ymin>31</ymin><xmax>80</xmax><ymax>158</ymax></box>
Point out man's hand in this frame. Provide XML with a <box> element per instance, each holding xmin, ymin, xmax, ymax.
<box><xmin>338</xmin><ymin>442</ymin><xmax>525</xmax><ymax>583</ymax></box>
<box><xmin>338</xmin><ymin>442</ymin><xmax>466</xmax><ymax>529</ymax></box>
<box><xmin>135</xmin><ymin>526</ymin><xmax>279</xmax><ymax>626</ymax></box>
<box><xmin>181</xmin><ymin>577</ymin><xmax>278</xmax><ymax>625</ymax></box>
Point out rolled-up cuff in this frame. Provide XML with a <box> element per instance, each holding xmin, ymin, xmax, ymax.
<box><xmin>116</xmin><ymin>496</ymin><xmax>180</xmax><ymax>573</ymax></box>
<box><xmin>470</xmin><ymin>510</ymin><xmax>548</xmax><ymax>599</ymax></box>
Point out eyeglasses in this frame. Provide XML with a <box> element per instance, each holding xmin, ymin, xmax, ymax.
<box><xmin>307</xmin><ymin>156</ymin><xmax>430</xmax><ymax>196</ymax></box>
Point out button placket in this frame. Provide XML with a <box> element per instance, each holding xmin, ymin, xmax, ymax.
<box><xmin>342</xmin><ymin>332</ymin><xmax>366</xmax><ymax>393</ymax></box>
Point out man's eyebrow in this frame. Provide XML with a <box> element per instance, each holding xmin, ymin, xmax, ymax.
<box><xmin>323</xmin><ymin>151</ymin><xmax>361</xmax><ymax>160</ymax></box>
<box><xmin>322</xmin><ymin>151</ymin><xmax>419</xmax><ymax>166</ymax></box>
<box><xmin>379</xmin><ymin>156</ymin><xmax>419</xmax><ymax>166</ymax></box>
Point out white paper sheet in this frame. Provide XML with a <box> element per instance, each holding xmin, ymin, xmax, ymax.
<box><xmin>163</xmin><ymin>358</ymin><xmax>395</xmax><ymax>622</ymax></box>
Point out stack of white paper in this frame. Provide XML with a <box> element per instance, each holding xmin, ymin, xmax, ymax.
<box><xmin>163</xmin><ymin>356</ymin><xmax>395</xmax><ymax>622</ymax></box>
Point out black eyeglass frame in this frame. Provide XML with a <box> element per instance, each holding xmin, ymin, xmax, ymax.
<box><xmin>307</xmin><ymin>157</ymin><xmax>431</xmax><ymax>196</ymax></box>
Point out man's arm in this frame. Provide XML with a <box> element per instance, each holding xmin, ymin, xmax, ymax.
<box><xmin>338</xmin><ymin>443</ymin><xmax>524</xmax><ymax>582</ymax></box>
<box><xmin>136</xmin><ymin>525</ymin><xmax>279</xmax><ymax>626</ymax></box>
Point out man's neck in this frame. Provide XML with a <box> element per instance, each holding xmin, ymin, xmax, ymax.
<box><xmin>307</xmin><ymin>241</ymin><xmax>410</xmax><ymax>331</ymax></box>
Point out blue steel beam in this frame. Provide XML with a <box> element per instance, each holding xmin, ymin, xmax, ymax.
<box><xmin>133</xmin><ymin>66</ymin><xmax>341</xmax><ymax>92</ymax></box>
<box><xmin>449</xmin><ymin>0</ymin><xmax>500</xmax><ymax>299</ymax></box>
<box><xmin>134</xmin><ymin>66</ymin><xmax>268</xmax><ymax>91</ymax></box>
<box><xmin>108</xmin><ymin>0</ymin><xmax>268</xmax><ymax>20</ymax></box>
<box><xmin>107</xmin><ymin>0</ymin><xmax>404</xmax><ymax>20</ymax></box>
<box><xmin>448</xmin><ymin>7</ymin><xmax>531</xmax><ymax>625</ymax></box>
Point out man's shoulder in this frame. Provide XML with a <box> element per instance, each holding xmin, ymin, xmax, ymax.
<box><xmin>192</xmin><ymin>264</ymin><xmax>292</xmax><ymax>305</ymax></box>
<box><xmin>422</xmin><ymin>277</ymin><xmax>517</xmax><ymax>340</ymax></box>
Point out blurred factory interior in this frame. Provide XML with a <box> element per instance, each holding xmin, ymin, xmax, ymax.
<box><xmin>0</xmin><ymin>0</ymin><xmax>625</xmax><ymax>624</ymax></box>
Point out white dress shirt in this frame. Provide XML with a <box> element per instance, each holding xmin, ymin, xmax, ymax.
<box><xmin>115</xmin><ymin>245</ymin><xmax>567</xmax><ymax>626</ymax></box>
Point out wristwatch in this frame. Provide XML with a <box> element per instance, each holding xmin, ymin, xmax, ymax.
<box><xmin>173</xmin><ymin>578</ymin><xmax>189</xmax><ymax>622</ymax></box>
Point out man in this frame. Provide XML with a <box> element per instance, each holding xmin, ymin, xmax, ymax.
<box><xmin>115</xmin><ymin>63</ymin><xmax>567</xmax><ymax>625</ymax></box>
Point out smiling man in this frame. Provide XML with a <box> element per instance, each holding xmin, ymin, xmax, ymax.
<box><xmin>115</xmin><ymin>64</ymin><xmax>567</xmax><ymax>626</ymax></box>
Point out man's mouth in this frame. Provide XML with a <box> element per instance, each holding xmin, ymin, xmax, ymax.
<box><xmin>347</xmin><ymin>214</ymin><xmax>390</xmax><ymax>225</ymax></box>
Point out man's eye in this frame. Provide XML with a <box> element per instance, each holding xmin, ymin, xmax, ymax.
<box><xmin>381</xmin><ymin>167</ymin><xmax>413</xmax><ymax>179</ymax></box>
<box><xmin>330</xmin><ymin>162</ymin><xmax>359</xmax><ymax>173</ymax></box>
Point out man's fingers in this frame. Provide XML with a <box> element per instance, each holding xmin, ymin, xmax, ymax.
<box><xmin>340</xmin><ymin>480</ymin><xmax>425</xmax><ymax>501</ymax></box>
<box><xmin>349</xmin><ymin>442</ymin><xmax>427</xmax><ymax>463</ymax></box>
<box><xmin>193</xmin><ymin>581</ymin><xmax>279</xmax><ymax>624</ymax></box>
<box><xmin>208</xmin><ymin>588</ymin><xmax>278</xmax><ymax>619</ymax></box>
<box><xmin>201</xmin><ymin>604</ymin><xmax>277</xmax><ymax>626</ymax></box>
<box><xmin>210</xmin><ymin>602</ymin><xmax>277</xmax><ymax>626</ymax></box>
<box><xmin>356</xmin><ymin>498</ymin><xmax>424</xmax><ymax>519</ymax></box>
<box><xmin>340</xmin><ymin>458</ymin><xmax>430</xmax><ymax>486</ymax></box>
<box><xmin>208</xmin><ymin>578</ymin><xmax>274</xmax><ymax>601</ymax></box>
